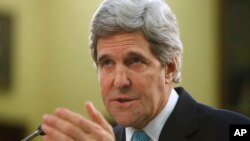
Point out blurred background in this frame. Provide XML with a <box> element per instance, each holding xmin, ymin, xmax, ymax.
<box><xmin>0</xmin><ymin>0</ymin><xmax>249</xmax><ymax>140</ymax></box>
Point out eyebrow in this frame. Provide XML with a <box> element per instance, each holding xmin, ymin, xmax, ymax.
<box><xmin>97</xmin><ymin>51</ymin><xmax>148</xmax><ymax>64</ymax></box>
<box><xmin>125</xmin><ymin>51</ymin><xmax>147</xmax><ymax>60</ymax></box>
<box><xmin>97</xmin><ymin>54</ymin><xmax>111</xmax><ymax>64</ymax></box>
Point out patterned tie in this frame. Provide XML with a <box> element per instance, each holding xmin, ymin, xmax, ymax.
<box><xmin>131</xmin><ymin>130</ymin><xmax>150</xmax><ymax>141</ymax></box>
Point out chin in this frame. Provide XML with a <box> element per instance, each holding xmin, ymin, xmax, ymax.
<box><xmin>116</xmin><ymin>120</ymin><xmax>133</xmax><ymax>127</ymax></box>
<box><xmin>113</xmin><ymin>115</ymin><xmax>134</xmax><ymax>127</ymax></box>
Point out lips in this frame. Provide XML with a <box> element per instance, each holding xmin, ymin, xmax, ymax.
<box><xmin>111</xmin><ymin>96</ymin><xmax>137</xmax><ymax>107</ymax></box>
<box><xmin>116</xmin><ymin>98</ymin><xmax>133</xmax><ymax>103</ymax></box>
<box><xmin>113</xmin><ymin>96</ymin><xmax>134</xmax><ymax>102</ymax></box>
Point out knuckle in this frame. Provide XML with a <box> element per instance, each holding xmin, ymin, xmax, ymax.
<box><xmin>76</xmin><ymin>117</ymin><xmax>84</xmax><ymax>125</ymax></box>
<box><xmin>63</xmin><ymin>124</ymin><xmax>74</xmax><ymax>133</ymax></box>
<box><xmin>108</xmin><ymin>124</ymin><xmax>113</xmax><ymax>130</ymax></box>
<box><xmin>96</xmin><ymin>130</ymin><xmax>106</xmax><ymax>140</ymax></box>
<box><xmin>104</xmin><ymin>124</ymin><xmax>113</xmax><ymax>133</ymax></box>
<box><xmin>63</xmin><ymin>138</ymin><xmax>73</xmax><ymax>141</ymax></box>
<box><xmin>96</xmin><ymin>110</ymin><xmax>102</xmax><ymax>116</ymax></box>
<box><xmin>66</xmin><ymin>138</ymin><xmax>74</xmax><ymax>141</ymax></box>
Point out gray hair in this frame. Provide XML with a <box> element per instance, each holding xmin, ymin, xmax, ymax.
<box><xmin>89</xmin><ymin>0</ymin><xmax>183</xmax><ymax>83</ymax></box>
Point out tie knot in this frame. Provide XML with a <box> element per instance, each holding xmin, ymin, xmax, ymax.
<box><xmin>132</xmin><ymin>130</ymin><xmax>150</xmax><ymax>141</ymax></box>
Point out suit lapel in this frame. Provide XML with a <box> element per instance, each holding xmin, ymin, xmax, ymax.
<box><xmin>159</xmin><ymin>87</ymin><xmax>199</xmax><ymax>141</ymax></box>
<box><xmin>114</xmin><ymin>125</ymin><xmax>126</xmax><ymax>141</ymax></box>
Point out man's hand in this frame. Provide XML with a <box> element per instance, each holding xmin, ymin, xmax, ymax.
<box><xmin>41</xmin><ymin>102</ymin><xmax>115</xmax><ymax>141</ymax></box>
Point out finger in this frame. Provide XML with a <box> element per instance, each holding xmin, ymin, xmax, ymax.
<box><xmin>42</xmin><ymin>114</ymin><xmax>86</xmax><ymax>140</ymax></box>
<box><xmin>55</xmin><ymin>107</ymin><xmax>99</xmax><ymax>134</ymax></box>
<box><xmin>85</xmin><ymin>101</ymin><xmax>113</xmax><ymax>133</ymax></box>
<box><xmin>41</xmin><ymin>124</ymin><xmax>74</xmax><ymax>141</ymax></box>
<box><xmin>55</xmin><ymin>107</ymin><xmax>115</xmax><ymax>141</ymax></box>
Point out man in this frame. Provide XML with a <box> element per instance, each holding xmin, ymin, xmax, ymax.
<box><xmin>41</xmin><ymin>0</ymin><xmax>250</xmax><ymax>141</ymax></box>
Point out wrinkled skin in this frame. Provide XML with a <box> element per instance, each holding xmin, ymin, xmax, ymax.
<box><xmin>41</xmin><ymin>31</ymin><xmax>176</xmax><ymax>140</ymax></box>
<box><xmin>97</xmin><ymin>31</ymin><xmax>174</xmax><ymax>129</ymax></box>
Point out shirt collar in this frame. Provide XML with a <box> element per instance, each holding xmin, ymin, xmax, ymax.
<box><xmin>125</xmin><ymin>88</ymin><xmax>179</xmax><ymax>141</ymax></box>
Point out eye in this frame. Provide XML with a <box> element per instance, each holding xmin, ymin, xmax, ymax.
<box><xmin>131</xmin><ymin>56</ymin><xmax>143</xmax><ymax>64</ymax></box>
<box><xmin>126</xmin><ymin>56</ymin><xmax>144</xmax><ymax>66</ymax></box>
<box><xmin>97</xmin><ymin>57</ymin><xmax>115</xmax><ymax>74</ymax></box>
<box><xmin>100</xmin><ymin>58</ymin><xmax>113</xmax><ymax>67</ymax></box>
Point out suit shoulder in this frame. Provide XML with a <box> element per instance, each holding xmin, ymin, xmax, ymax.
<box><xmin>192</xmin><ymin>103</ymin><xmax>250</xmax><ymax>140</ymax></box>
<box><xmin>197</xmin><ymin>103</ymin><xmax>250</xmax><ymax>124</ymax></box>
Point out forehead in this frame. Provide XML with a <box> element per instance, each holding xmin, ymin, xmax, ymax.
<box><xmin>96</xmin><ymin>31</ymin><xmax>152</xmax><ymax>58</ymax></box>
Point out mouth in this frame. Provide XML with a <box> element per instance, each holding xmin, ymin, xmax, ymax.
<box><xmin>116</xmin><ymin>98</ymin><xmax>133</xmax><ymax>103</ymax></box>
<box><xmin>111</xmin><ymin>96</ymin><xmax>137</xmax><ymax>107</ymax></box>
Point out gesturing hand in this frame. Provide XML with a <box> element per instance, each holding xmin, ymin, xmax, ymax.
<box><xmin>41</xmin><ymin>102</ymin><xmax>115</xmax><ymax>141</ymax></box>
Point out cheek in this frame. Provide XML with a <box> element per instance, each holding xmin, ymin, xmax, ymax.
<box><xmin>132</xmin><ymin>77</ymin><xmax>154</xmax><ymax>103</ymax></box>
<box><xmin>136</xmin><ymin>71</ymin><xmax>165</xmax><ymax>103</ymax></box>
<box><xmin>98</xmin><ymin>73</ymin><xmax>113</xmax><ymax>101</ymax></box>
<box><xmin>135</xmin><ymin>70</ymin><xmax>165</xmax><ymax>92</ymax></box>
<box><xmin>99</xmin><ymin>78</ymin><xmax>110</xmax><ymax>110</ymax></box>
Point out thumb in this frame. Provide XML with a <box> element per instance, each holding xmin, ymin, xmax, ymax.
<box><xmin>85</xmin><ymin>101</ymin><xmax>113</xmax><ymax>133</ymax></box>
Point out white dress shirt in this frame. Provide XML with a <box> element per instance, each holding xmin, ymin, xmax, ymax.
<box><xmin>125</xmin><ymin>88</ymin><xmax>179</xmax><ymax>141</ymax></box>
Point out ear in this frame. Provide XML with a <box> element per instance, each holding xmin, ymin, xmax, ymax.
<box><xmin>165</xmin><ymin>57</ymin><xmax>177</xmax><ymax>84</ymax></box>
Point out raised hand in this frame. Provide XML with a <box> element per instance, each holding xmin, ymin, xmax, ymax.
<box><xmin>41</xmin><ymin>102</ymin><xmax>115</xmax><ymax>141</ymax></box>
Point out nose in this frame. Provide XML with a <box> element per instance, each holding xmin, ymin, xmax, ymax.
<box><xmin>113</xmin><ymin>65</ymin><xmax>131</xmax><ymax>89</ymax></box>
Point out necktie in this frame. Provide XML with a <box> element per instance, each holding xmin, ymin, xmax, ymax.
<box><xmin>131</xmin><ymin>130</ymin><xmax>150</xmax><ymax>141</ymax></box>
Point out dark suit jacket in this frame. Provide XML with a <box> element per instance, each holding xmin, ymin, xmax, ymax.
<box><xmin>114</xmin><ymin>87</ymin><xmax>250</xmax><ymax>141</ymax></box>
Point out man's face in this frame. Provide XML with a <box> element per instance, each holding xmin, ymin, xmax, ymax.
<box><xmin>96</xmin><ymin>31</ymin><xmax>171</xmax><ymax>129</ymax></box>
